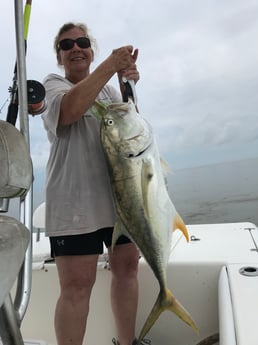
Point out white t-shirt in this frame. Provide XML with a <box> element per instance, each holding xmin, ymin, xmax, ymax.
<box><xmin>42</xmin><ymin>73</ymin><xmax>121</xmax><ymax>237</ymax></box>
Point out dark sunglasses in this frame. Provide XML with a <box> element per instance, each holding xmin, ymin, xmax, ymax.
<box><xmin>58</xmin><ymin>37</ymin><xmax>91</xmax><ymax>51</ymax></box>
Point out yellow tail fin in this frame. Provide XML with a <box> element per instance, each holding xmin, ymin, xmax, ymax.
<box><xmin>173</xmin><ymin>213</ymin><xmax>189</xmax><ymax>242</ymax></box>
<box><xmin>137</xmin><ymin>288</ymin><xmax>198</xmax><ymax>343</ymax></box>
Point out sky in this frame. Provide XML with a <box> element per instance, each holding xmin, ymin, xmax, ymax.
<box><xmin>1</xmin><ymin>0</ymin><xmax>258</xmax><ymax>209</ymax></box>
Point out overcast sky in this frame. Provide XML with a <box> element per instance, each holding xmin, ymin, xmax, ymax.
<box><xmin>1</xmin><ymin>0</ymin><xmax>258</xmax><ymax>207</ymax></box>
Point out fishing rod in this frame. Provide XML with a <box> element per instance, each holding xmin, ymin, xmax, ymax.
<box><xmin>6</xmin><ymin>0</ymin><xmax>31</xmax><ymax>126</ymax></box>
<box><xmin>6</xmin><ymin>0</ymin><xmax>45</xmax><ymax>126</ymax></box>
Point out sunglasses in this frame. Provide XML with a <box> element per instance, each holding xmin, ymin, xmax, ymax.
<box><xmin>58</xmin><ymin>37</ymin><xmax>91</xmax><ymax>51</ymax></box>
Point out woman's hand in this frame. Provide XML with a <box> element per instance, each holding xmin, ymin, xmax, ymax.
<box><xmin>117</xmin><ymin>48</ymin><xmax>139</xmax><ymax>84</ymax></box>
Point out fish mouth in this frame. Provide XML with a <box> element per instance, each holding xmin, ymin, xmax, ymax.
<box><xmin>127</xmin><ymin>142</ymin><xmax>152</xmax><ymax>158</ymax></box>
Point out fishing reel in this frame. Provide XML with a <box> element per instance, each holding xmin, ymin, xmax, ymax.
<box><xmin>27</xmin><ymin>79</ymin><xmax>46</xmax><ymax>115</ymax></box>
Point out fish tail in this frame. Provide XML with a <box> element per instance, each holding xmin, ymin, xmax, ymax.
<box><xmin>173</xmin><ymin>213</ymin><xmax>189</xmax><ymax>242</ymax></box>
<box><xmin>164</xmin><ymin>288</ymin><xmax>199</xmax><ymax>332</ymax></box>
<box><xmin>137</xmin><ymin>288</ymin><xmax>198</xmax><ymax>343</ymax></box>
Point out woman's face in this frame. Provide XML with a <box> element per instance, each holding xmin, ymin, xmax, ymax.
<box><xmin>57</xmin><ymin>27</ymin><xmax>94</xmax><ymax>81</ymax></box>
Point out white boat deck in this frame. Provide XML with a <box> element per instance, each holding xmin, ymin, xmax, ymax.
<box><xmin>15</xmin><ymin>222</ymin><xmax>258</xmax><ymax>345</ymax></box>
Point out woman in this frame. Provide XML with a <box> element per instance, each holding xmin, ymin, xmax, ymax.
<box><xmin>42</xmin><ymin>22</ymin><xmax>143</xmax><ymax>345</ymax></box>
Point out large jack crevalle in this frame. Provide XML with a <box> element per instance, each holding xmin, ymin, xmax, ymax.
<box><xmin>92</xmin><ymin>98</ymin><xmax>198</xmax><ymax>342</ymax></box>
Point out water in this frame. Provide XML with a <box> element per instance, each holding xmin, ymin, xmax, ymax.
<box><xmin>2</xmin><ymin>158</ymin><xmax>258</xmax><ymax>229</ymax></box>
<box><xmin>168</xmin><ymin>157</ymin><xmax>258</xmax><ymax>226</ymax></box>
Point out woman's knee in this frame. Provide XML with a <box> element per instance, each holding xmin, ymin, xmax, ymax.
<box><xmin>109</xmin><ymin>244</ymin><xmax>139</xmax><ymax>278</ymax></box>
<box><xmin>56</xmin><ymin>255</ymin><xmax>98</xmax><ymax>302</ymax></box>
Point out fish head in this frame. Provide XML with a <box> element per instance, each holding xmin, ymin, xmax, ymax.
<box><xmin>101</xmin><ymin>99</ymin><xmax>152</xmax><ymax>158</ymax></box>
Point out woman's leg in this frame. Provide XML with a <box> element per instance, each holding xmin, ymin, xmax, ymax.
<box><xmin>108</xmin><ymin>243</ymin><xmax>139</xmax><ymax>345</ymax></box>
<box><xmin>54</xmin><ymin>254</ymin><xmax>99</xmax><ymax>345</ymax></box>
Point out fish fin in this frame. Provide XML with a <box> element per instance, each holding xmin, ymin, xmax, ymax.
<box><xmin>141</xmin><ymin>159</ymin><xmax>154</xmax><ymax>218</ymax></box>
<box><xmin>111</xmin><ymin>218</ymin><xmax>127</xmax><ymax>252</ymax></box>
<box><xmin>173</xmin><ymin>213</ymin><xmax>189</xmax><ymax>242</ymax></box>
<box><xmin>160</xmin><ymin>157</ymin><xmax>171</xmax><ymax>174</ymax></box>
<box><xmin>138</xmin><ymin>288</ymin><xmax>198</xmax><ymax>343</ymax></box>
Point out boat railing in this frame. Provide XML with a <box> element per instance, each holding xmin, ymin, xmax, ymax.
<box><xmin>0</xmin><ymin>1</ymin><xmax>34</xmax><ymax>344</ymax></box>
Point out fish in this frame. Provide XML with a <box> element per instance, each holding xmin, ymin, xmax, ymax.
<box><xmin>94</xmin><ymin>99</ymin><xmax>198</xmax><ymax>342</ymax></box>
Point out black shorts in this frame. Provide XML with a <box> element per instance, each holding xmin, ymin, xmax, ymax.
<box><xmin>49</xmin><ymin>227</ymin><xmax>132</xmax><ymax>257</ymax></box>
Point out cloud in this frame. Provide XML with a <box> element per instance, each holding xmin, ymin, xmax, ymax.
<box><xmin>1</xmin><ymin>0</ymin><xmax>257</xmax><ymax>174</ymax></box>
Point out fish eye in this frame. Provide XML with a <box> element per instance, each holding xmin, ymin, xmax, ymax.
<box><xmin>105</xmin><ymin>119</ymin><xmax>114</xmax><ymax>126</ymax></box>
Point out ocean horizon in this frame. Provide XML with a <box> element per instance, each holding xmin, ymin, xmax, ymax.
<box><xmin>2</xmin><ymin>157</ymin><xmax>258</xmax><ymax>229</ymax></box>
<box><xmin>168</xmin><ymin>157</ymin><xmax>258</xmax><ymax>227</ymax></box>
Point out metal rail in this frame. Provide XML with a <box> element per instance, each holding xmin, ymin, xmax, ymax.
<box><xmin>13</xmin><ymin>0</ymin><xmax>33</xmax><ymax>322</ymax></box>
<box><xmin>0</xmin><ymin>1</ymin><xmax>33</xmax><ymax>344</ymax></box>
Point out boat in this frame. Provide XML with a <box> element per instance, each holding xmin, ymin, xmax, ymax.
<box><xmin>1</xmin><ymin>1</ymin><xmax>258</xmax><ymax>345</ymax></box>
<box><xmin>21</xmin><ymin>213</ymin><xmax>258</xmax><ymax>345</ymax></box>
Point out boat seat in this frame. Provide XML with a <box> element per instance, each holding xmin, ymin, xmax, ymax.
<box><xmin>0</xmin><ymin>120</ymin><xmax>32</xmax><ymax>306</ymax></box>
<box><xmin>218</xmin><ymin>264</ymin><xmax>258</xmax><ymax>345</ymax></box>
<box><xmin>0</xmin><ymin>120</ymin><xmax>33</xmax><ymax>199</ymax></box>
<box><xmin>0</xmin><ymin>215</ymin><xmax>30</xmax><ymax>307</ymax></box>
